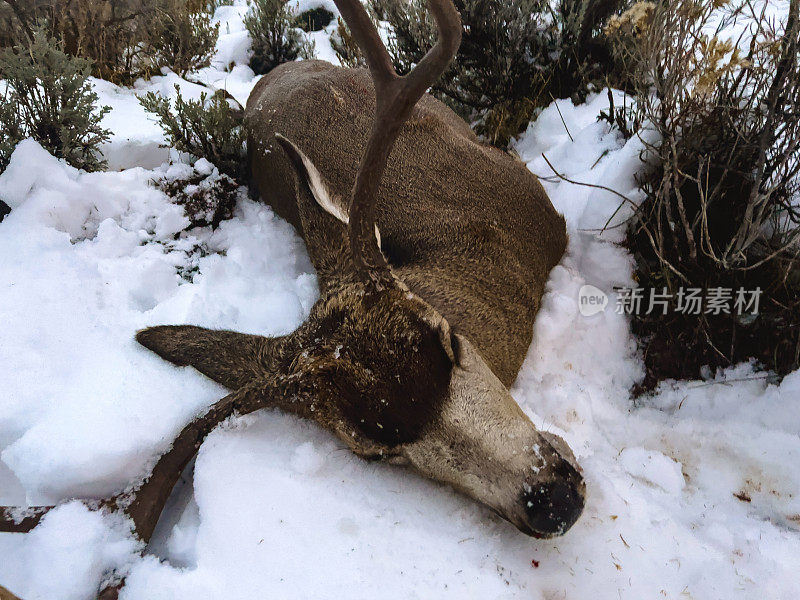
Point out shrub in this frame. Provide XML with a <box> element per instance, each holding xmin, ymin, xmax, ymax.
<box><xmin>372</xmin><ymin>0</ymin><xmax>626</xmax><ymax>146</ymax></box>
<box><xmin>607</xmin><ymin>0</ymin><xmax>800</xmax><ymax>387</ymax></box>
<box><xmin>0</xmin><ymin>81</ymin><xmax>22</xmax><ymax>168</ymax></box>
<box><xmin>1</xmin><ymin>0</ymin><xmax>220</xmax><ymax>83</ymax></box>
<box><xmin>155</xmin><ymin>159</ymin><xmax>242</xmax><ymax>230</ymax></box>
<box><xmin>243</xmin><ymin>0</ymin><xmax>313</xmax><ymax>74</ymax></box>
<box><xmin>1</xmin><ymin>0</ymin><xmax>149</xmax><ymax>83</ymax></box>
<box><xmin>139</xmin><ymin>85</ymin><xmax>247</xmax><ymax>182</ymax></box>
<box><xmin>0</xmin><ymin>28</ymin><xmax>110</xmax><ymax>172</ymax></box>
<box><xmin>143</xmin><ymin>0</ymin><xmax>220</xmax><ymax>76</ymax></box>
<box><xmin>0</xmin><ymin>1</ymin><xmax>34</xmax><ymax>48</ymax></box>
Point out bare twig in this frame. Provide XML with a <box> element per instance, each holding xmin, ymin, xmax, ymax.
<box><xmin>550</xmin><ymin>93</ymin><xmax>574</xmax><ymax>142</ymax></box>
<box><xmin>730</xmin><ymin>0</ymin><xmax>800</xmax><ymax>258</ymax></box>
<box><xmin>2</xmin><ymin>0</ymin><xmax>34</xmax><ymax>43</ymax></box>
<box><xmin>0</xmin><ymin>505</ymin><xmax>53</xmax><ymax>533</ymax></box>
<box><xmin>540</xmin><ymin>153</ymin><xmax>635</xmax><ymax>208</ymax></box>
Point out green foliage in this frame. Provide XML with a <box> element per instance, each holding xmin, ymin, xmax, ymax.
<box><xmin>144</xmin><ymin>1</ymin><xmax>220</xmax><ymax>76</ymax></box>
<box><xmin>139</xmin><ymin>85</ymin><xmax>247</xmax><ymax>182</ymax></box>
<box><xmin>0</xmin><ymin>28</ymin><xmax>110</xmax><ymax>172</ymax></box>
<box><xmin>243</xmin><ymin>0</ymin><xmax>313</xmax><ymax>74</ymax></box>
<box><xmin>372</xmin><ymin>0</ymin><xmax>625</xmax><ymax>146</ymax></box>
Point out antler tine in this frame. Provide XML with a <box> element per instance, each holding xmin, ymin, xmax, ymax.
<box><xmin>332</xmin><ymin>0</ymin><xmax>461</xmax><ymax>289</ymax></box>
<box><xmin>395</xmin><ymin>0</ymin><xmax>462</xmax><ymax>103</ymax></box>
<box><xmin>112</xmin><ymin>385</ymin><xmax>264</xmax><ymax>542</ymax></box>
<box><xmin>0</xmin><ymin>505</ymin><xmax>53</xmax><ymax>533</ymax></box>
<box><xmin>333</xmin><ymin>0</ymin><xmax>395</xmax><ymax>87</ymax></box>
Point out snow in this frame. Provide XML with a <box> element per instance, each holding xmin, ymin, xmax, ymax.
<box><xmin>618</xmin><ymin>447</ymin><xmax>685</xmax><ymax>495</ymax></box>
<box><xmin>0</xmin><ymin>502</ymin><xmax>141</xmax><ymax>600</ymax></box>
<box><xmin>1</xmin><ymin>1</ymin><xmax>799</xmax><ymax>599</ymax></box>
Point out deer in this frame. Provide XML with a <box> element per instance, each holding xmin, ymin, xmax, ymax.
<box><xmin>0</xmin><ymin>0</ymin><xmax>583</xmax><ymax>596</ymax></box>
<box><xmin>0</xmin><ymin>585</ymin><xmax>21</xmax><ymax>600</ymax></box>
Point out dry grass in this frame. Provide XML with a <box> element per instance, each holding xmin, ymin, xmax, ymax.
<box><xmin>1</xmin><ymin>0</ymin><xmax>218</xmax><ymax>83</ymax></box>
<box><xmin>331</xmin><ymin>16</ymin><xmax>366</xmax><ymax>68</ymax></box>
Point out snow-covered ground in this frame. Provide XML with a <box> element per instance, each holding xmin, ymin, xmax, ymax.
<box><xmin>1</xmin><ymin>2</ymin><xmax>799</xmax><ymax>599</ymax></box>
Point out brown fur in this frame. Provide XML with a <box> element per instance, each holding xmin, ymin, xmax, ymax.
<box><xmin>138</xmin><ymin>286</ymin><xmax>454</xmax><ymax>451</ymax></box>
<box><xmin>246</xmin><ymin>61</ymin><xmax>567</xmax><ymax>386</ymax></box>
<box><xmin>0</xmin><ymin>585</ymin><xmax>21</xmax><ymax>600</ymax></box>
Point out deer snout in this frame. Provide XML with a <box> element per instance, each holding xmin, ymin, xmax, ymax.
<box><xmin>516</xmin><ymin>459</ymin><xmax>585</xmax><ymax>538</ymax></box>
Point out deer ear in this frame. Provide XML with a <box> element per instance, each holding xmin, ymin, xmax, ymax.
<box><xmin>274</xmin><ymin>134</ymin><xmax>381</xmax><ymax>249</ymax></box>
<box><xmin>136</xmin><ymin>325</ymin><xmax>293</xmax><ymax>391</ymax></box>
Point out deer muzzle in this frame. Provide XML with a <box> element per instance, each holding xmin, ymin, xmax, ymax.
<box><xmin>401</xmin><ymin>333</ymin><xmax>586</xmax><ymax>537</ymax></box>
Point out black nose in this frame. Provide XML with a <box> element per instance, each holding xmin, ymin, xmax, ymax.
<box><xmin>522</xmin><ymin>477</ymin><xmax>584</xmax><ymax>537</ymax></box>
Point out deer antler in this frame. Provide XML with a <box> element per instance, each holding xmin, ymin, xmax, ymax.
<box><xmin>0</xmin><ymin>381</ymin><xmax>290</xmax><ymax>598</ymax></box>
<box><xmin>333</xmin><ymin>0</ymin><xmax>461</xmax><ymax>289</ymax></box>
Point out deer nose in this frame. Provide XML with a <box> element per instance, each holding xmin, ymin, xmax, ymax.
<box><xmin>521</xmin><ymin>469</ymin><xmax>585</xmax><ymax>537</ymax></box>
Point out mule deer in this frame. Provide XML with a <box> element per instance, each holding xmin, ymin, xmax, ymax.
<box><xmin>0</xmin><ymin>0</ymin><xmax>582</xmax><ymax>593</ymax></box>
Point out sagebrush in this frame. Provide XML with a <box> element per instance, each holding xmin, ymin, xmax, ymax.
<box><xmin>373</xmin><ymin>0</ymin><xmax>626</xmax><ymax>146</ymax></box>
<box><xmin>244</xmin><ymin>0</ymin><xmax>314</xmax><ymax>75</ymax></box>
<box><xmin>139</xmin><ymin>85</ymin><xmax>247</xmax><ymax>182</ymax></box>
<box><xmin>1</xmin><ymin>0</ymin><xmax>219</xmax><ymax>83</ymax></box>
<box><xmin>607</xmin><ymin>0</ymin><xmax>800</xmax><ymax>387</ymax></box>
<box><xmin>140</xmin><ymin>0</ymin><xmax>219</xmax><ymax>76</ymax></box>
<box><xmin>0</xmin><ymin>28</ymin><xmax>110</xmax><ymax>172</ymax></box>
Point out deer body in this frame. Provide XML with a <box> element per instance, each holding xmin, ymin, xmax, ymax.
<box><xmin>246</xmin><ymin>60</ymin><xmax>567</xmax><ymax>386</ymax></box>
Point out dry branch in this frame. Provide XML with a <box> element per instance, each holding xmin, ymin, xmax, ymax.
<box><xmin>607</xmin><ymin>0</ymin><xmax>800</xmax><ymax>387</ymax></box>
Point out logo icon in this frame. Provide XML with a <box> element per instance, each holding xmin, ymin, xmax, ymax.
<box><xmin>578</xmin><ymin>284</ymin><xmax>608</xmax><ymax>316</ymax></box>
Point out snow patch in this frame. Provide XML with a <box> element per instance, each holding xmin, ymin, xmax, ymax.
<box><xmin>0</xmin><ymin>502</ymin><xmax>140</xmax><ymax>600</ymax></box>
